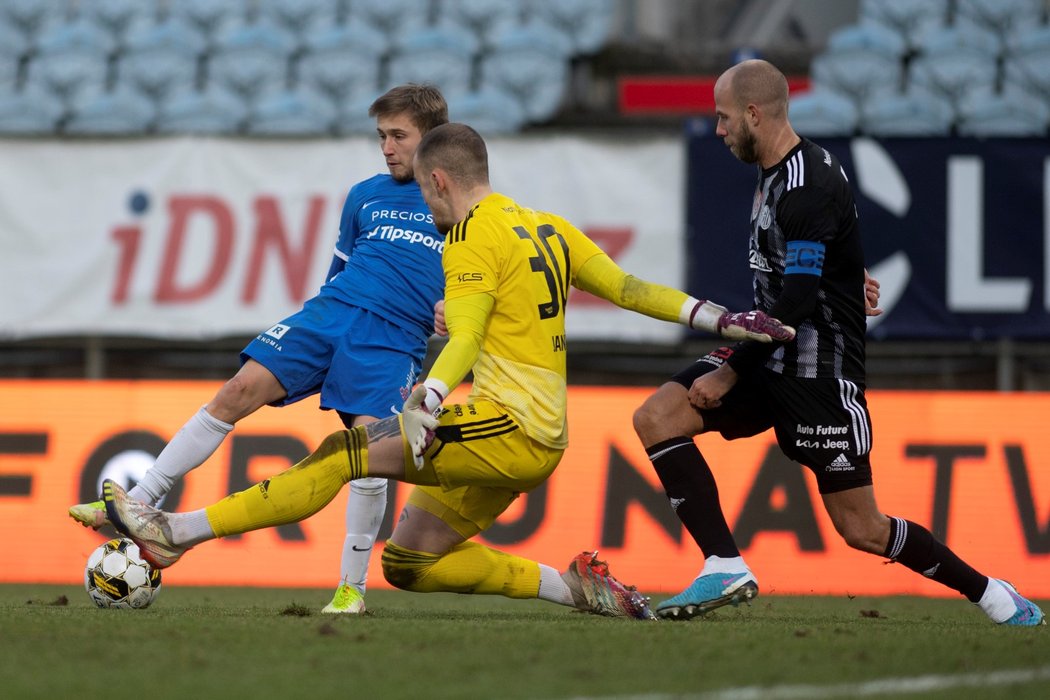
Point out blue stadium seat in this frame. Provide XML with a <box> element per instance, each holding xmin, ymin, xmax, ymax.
<box><xmin>259</xmin><ymin>0</ymin><xmax>337</xmax><ymax>49</ymax></box>
<box><xmin>155</xmin><ymin>85</ymin><xmax>249</xmax><ymax>135</ymax></box>
<box><xmin>349</xmin><ymin>0</ymin><xmax>427</xmax><ymax>43</ymax></box>
<box><xmin>445</xmin><ymin>88</ymin><xmax>526</xmax><ymax>134</ymax></box>
<box><xmin>0</xmin><ymin>20</ymin><xmax>29</xmax><ymax>89</ymax></box>
<box><xmin>168</xmin><ymin>0</ymin><xmax>249</xmax><ymax>49</ymax></box>
<box><xmin>825</xmin><ymin>22</ymin><xmax>907</xmax><ymax>60</ymax></box>
<box><xmin>119</xmin><ymin>19</ymin><xmax>204</xmax><ymax>105</ymax></box>
<box><xmin>386</xmin><ymin>25</ymin><xmax>479</xmax><ymax>98</ymax></box>
<box><xmin>859</xmin><ymin>0</ymin><xmax>949</xmax><ymax>51</ymax></box>
<box><xmin>208</xmin><ymin>20</ymin><xmax>295</xmax><ymax>101</ymax></box>
<box><xmin>65</xmin><ymin>86</ymin><xmax>155</xmax><ymax>135</ymax></box>
<box><xmin>480</xmin><ymin>23</ymin><xmax>570</xmax><ymax>122</ymax></box>
<box><xmin>0</xmin><ymin>84</ymin><xmax>64</xmax><ymax>134</ymax></box>
<box><xmin>908</xmin><ymin>25</ymin><xmax>1000</xmax><ymax>111</ymax></box>
<box><xmin>957</xmin><ymin>87</ymin><xmax>1049</xmax><ymax>137</ymax></box>
<box><xmin>0</xmin><ymin>0</ymin><xmax>63</xmax><ymax>48</ymax></box>
<box><xmin>334</xmin><ymin>93</ymin><xmax>382</xmax><ymax>135</ymax></box>
<box><xmin>954</xmin><ymin>0</ymin><xmax>1044</xmax><ymax>48</ymax></box>
<box><xmin>25</xmin><ymin>19</ymin><xmax>113</xmax><ymax>105</ymax></box>
<box><xmin>809</xmin><ymin>46</ymin><xmax>902</xmax><ymax>109</ymax></box>
<box><xmin>1003</xmin><ymin>26</ymin><xmax>1050</xmax><ymax>103</ymax></box>
<box><xmin>438</xmin><ymin>0</ymin><xmax>523</xmax><ymax>49</ymax></box>
<box><xmin>788</xmin><ymin>90</ymin><xmax>859</xmax><ymax>137</ymax></box>
<box><xmin>299</xmin><ymin>24</ymin><xmax>384</xmax><ymax>103</ymax></box>
<box><xmin>529</xmin><ymin>0</ymin><xmax>615</xmax><ymax>55</ymax></box>
<box><xmin>246</xmin><ymin>87</ymin><xmax>337</xmax><ymax>135</ymax></box>
<box><xmin>859</xmin><ymin>89</ymin><xmax>954</xmax><ymax>136</ymax></box>
<box><xmin>76</xmin><ymin>0</ymin><xmax>154</xmax><ymax>51</ymax></box>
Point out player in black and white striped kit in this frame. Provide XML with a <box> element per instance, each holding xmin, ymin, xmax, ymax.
<box><xmin>633</xmin><ymin>59</ymin><xmax>1044</xmax><ymax>625</ymax></box>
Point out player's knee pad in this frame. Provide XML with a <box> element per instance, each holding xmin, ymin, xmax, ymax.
<box><xmin>350</xmin><ymin>476</ymin><xmax>388</xmax><ymax>497</ymax></box>
<box><xmin>381</xmin><ymin>542</ymin><xmax>440</xmax><ymax>591</ymax></box>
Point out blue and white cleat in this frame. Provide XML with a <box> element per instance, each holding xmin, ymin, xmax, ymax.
<box><xmin>996</xmin><ymin>580</ymin><xmax>1045</xmax><ymax>626</ymax></box>
<box><xmin>656</xmin><ymin>571</ymin><xmax>758</xmax><ymax>620</ymax></box>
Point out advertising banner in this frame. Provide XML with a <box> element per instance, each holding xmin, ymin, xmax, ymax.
<box><xmin>687</xmin><ymin>134</ymin><xmax>1050</xmax><ymax>340</ymax></box>
<box><xmin>3</xmin><ymin>380</ymin><xmax>1048</xmax><ymax>598</ymax></box>
<box><xmin>0</xmin><ymin>135</ymin><xmax>684</xmax><ymax>342</ymax></box>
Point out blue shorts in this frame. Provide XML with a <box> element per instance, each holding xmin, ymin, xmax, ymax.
<box><xmin>241</xmin><ymin>291</ymin><xmax>427</xmax><ymax>419</ymax></box>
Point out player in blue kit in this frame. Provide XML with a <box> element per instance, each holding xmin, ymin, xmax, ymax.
<box><xmin>70</xmin><ymin>84</ymin><xmax>449</xmax><ymax>615</ymax></box>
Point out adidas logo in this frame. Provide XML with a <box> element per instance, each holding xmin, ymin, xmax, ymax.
<box><xmin>923</xmin><ymin>563</ymin><xmax>940</xmax><ymax>578</ymax></box>
<box><xmin>826</xmin><ymin>453</ymin><xmax>853</xmax><ymax>471</ymax></box>
<box><xmin>669</xmin><ymin>497</ymin><xmax>685</xmax><ymax>511</ymax></box>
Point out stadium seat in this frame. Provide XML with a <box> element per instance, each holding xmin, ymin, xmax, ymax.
<box><xmin>65</xmin><ymin>86</ymin><xmax>155</xmax><ymax>135</ymax></box>
<box><xmin>859</xmin><ymin>89</ymin><xmax>954</xmax><ymax>136</ymax></box>
<box><xmin>957</xmin><ymin>87</ymin><xmax>1049</xmax><ymax>137</ymax></box>
<box><xmin>809</xmin><ymin>47</ymin><xmax>902</xmax><ymax>109</ymax></box>
<box><xmin>258</xmin><ymin>0</ymin><xmax>337</xmax><ymax>50</ymax></box>
<box><xmin>438</xmin><ymin>0</ymin><xmax>523</xmax><ymax>49</ymax></box>
<box><xmin>0</xmin><ymin>21</ymin><xmax>29</xmax><ymax>90</ymax></box>
<box><xmin>0</xmin><ymin>0</ymin><xmax>63</xmax><ymax>48</ymax></box>
<box><xmin>529</xmin><ymin>0</ymin><xmax>615</xmax><ymax>55</ymax></box>
<box><xmin>1002</xmin><ymin>26</ymin><xmax>1050</xmax><ymax>103</ymax></box>
<box><xmin>908</xmin><ymin>25</ymin><xmax>1000</xmax><ymax>111</ymax></box>
<box><xmin>333</xmin><ymin>93</ymin><xmax>383</xmax><ymax>135</ymax></box>
<box><xmin>954</xmin><ymin>0</ymin><xmax>1044</xmax><ymax>48</ymax></box>
<box><xmin>825</xmin><ymin>22</ymin><xmax>907</xmax><ymax>60</ymax></box>
<box><xmin>155</xmin><ymin>85</ymin><xmax>249</xmax><ymax>135</ymax></box>
<box><xmin>298</xmin><ymin>24</ymin><xmax>384</xmax><ymax>104</ymax></box>
<box><xmin>479</xmin><ymin>23</ymin><xmax>571</xmax><ymax>122</ymax></box>
<box><xmin>207</xmin><ymin>20</ymin><xmax>295</xmax><ymax>101</ymax></box>
<box><xmin>859</xmin><ymin>0</ymin><xmax>949</xmax><ymax>51</ymax></box>
<box><xmin>788</xmin><ymin>90</ymin><xmax>859</xmax><ymax>137</ymax></box>
<box><xmin>118</xmin><ymin>19</ymin><xmax>204</xmax><ymax>106</ymax></box>
<box><xmin>0</xmin><ymin>84</ymin><xmax>64</xmax><ymax>134</ymax></box>
<box><xmin>25</xmin><ymin>19</ymin><xmax>113</xmax><ymax>106</ymax></box>
<box><xmin>246</xmin><ymin>87</ymin><xmax>337</xmax><ymax>135</ymax></box>
<box><xmin>349</xmin><ymin>0</ymin><xmax>428</xmax><ymax>43</ymax></box>
<box><xmin>445</xmin><ymin>88</ymin><xmax>527</xmax><ymax>134</ymax></box>
<box><xmin>386</xmin><ymin>25</ymin><xmax>479</xmax><ymax>98</ymax></box>
<box><xmin>168</xmin><ymin>0</ymin><xmax>249</xmax><ymax>49</ymax></box>
<box><xmin>76</xmin><ymin>0</ymin><xmax>153</xmax><ymax>51</ymax></box>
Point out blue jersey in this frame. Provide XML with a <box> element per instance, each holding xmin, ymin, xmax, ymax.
<box><xmin>325</xmin><ymin>174</ymin><xmax>445</xmax><ymax>343</ymax></box>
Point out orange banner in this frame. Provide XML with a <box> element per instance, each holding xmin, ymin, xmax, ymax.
<box><xmin>2</xmin><ymin>380</ymin><xmax>1048</xmax><ymax>596</ymax></box>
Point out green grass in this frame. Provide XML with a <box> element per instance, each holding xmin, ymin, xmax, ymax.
<box><xmin>1</xmin><ymin>585</ymin><xmax>1048</xmax><ymax>700</ymax></box>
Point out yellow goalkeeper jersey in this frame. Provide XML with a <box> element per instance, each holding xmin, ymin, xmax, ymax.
<box><xmin>440</xmin><ymin>192</ymin><xmax>606</xmax><ymax>449</ymax></box>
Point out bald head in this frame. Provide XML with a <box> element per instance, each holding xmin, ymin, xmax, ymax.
<box><xmin>717</xmin><ymin>59</ymin><xmax>789</xmax><ymax>120</ymax></box>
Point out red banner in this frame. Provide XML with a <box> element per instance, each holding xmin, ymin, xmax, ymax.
<box><xmin>2</xmin><ymin>381</ymin><xmax>1048</xmax><ymax>596</ymax></box>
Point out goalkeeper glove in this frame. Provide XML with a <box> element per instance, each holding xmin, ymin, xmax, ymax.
<box><xmin>402</xmin><ymin>386</ymin><xmax>439</xmax><ymax>469</ymax></box>
<box><xmin>688</xmin><ymin>300</ymin><xmax>796</xmax><ymax>343</ymax></box>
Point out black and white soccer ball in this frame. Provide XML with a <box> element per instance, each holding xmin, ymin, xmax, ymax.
<box><xmin>84</xmin><ymin>538</ymin><xmax>162</xmax><ymax>609</ymax></box>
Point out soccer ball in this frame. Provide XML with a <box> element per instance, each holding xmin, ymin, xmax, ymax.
<box><xmin>84</xmin><ymin>538</ymin><xmax>162</xmax><ymax>609</ymax></box>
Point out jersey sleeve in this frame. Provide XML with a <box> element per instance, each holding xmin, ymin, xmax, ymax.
<box><xmin>327</xmin><ymin>184</ymin><xmax>363</xmax><ymax>282</ymax></box>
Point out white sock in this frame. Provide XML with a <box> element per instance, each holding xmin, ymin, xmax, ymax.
<box><xmin>699</xmin><ymin>555</ymin><xmax>750</xmax><ymax>577</ymax></box>
<box><xmin>537</xmin><ymin>564</ymin><xmax>576</xmax><ymax>607</ymax></box>
<box><xmin>338</xmin><ymin>477</ymin><xmax>388</xmax><ymax>594</ymax></box>
<box><xmin>168</xmin><ymin>509</ymin><xmax>216</xmax><ymax>547</ymax></box>
<box><xmin>977</xmin><ymin>578</ymin><xmax>1015</xmax><ymax>623</ymax></box>
<box><xmin>129</xmin><ymin>407</ymin><xmax>234</xmax><ymax>505</ymax></box>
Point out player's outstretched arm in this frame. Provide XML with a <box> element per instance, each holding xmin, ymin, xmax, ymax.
<box><xmin>574</xmin><ymin>253</ymin><xmax>794</xmax><ymax>343</ymax></box>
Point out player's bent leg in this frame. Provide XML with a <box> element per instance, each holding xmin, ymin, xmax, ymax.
<box><xmin>207</xmin><ymin>359</ymin><xmax>288</xmax><ymax>424</ymax></box>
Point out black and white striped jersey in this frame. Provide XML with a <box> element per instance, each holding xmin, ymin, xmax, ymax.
<box><xmin>740</xmin><ymin>138</ymin><xmax>867</xmax><ymax>382</ymax></box>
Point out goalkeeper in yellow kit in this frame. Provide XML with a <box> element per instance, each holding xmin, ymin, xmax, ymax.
<box><xmin>104</xmin><ymin>123</ymin><xmax>794</xmax><ymax>619</ymax></box>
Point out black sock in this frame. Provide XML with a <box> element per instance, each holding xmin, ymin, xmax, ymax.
<box><xmin>647</xmin><ymin>437</ymin><xmax>739</xmax><ymax>560</ymax></box>
<box><xmin>884</xmin><ymin>516</ymin><xmax>988</xmax><ymax>602</ymax></box>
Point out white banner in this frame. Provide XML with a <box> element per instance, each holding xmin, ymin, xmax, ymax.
<box><xmin>0</xmin><ymin>135</ymin><xmax>684</xmax><ymax>342</ymax></box>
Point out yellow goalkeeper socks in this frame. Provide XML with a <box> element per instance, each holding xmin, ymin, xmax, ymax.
<box><xmin>206</xmin><ymin>428</ymin><xmax>368</xmax><ymax>537</ymax></box>
<box><xmin>382</xmin><ymin>541</ymin><xmax>541</xmax><ymax>599</ymax></box>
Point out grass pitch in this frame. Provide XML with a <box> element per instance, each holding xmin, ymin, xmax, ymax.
<box><xmin>1</xmin><ymin>584</ymin><xmax>1048</xmax><ymax>700</ymax></box>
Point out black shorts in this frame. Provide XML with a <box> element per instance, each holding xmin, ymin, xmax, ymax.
<box><xmin>672</xmin><ymin>347</ymin><xmax>873</xmax><ymax>494</ymax></box>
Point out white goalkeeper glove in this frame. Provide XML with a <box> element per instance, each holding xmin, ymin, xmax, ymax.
<box><xmin>402</xmin><ymin>386</ymin><xmax>439</xmax><ymax>469</ymax></box>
